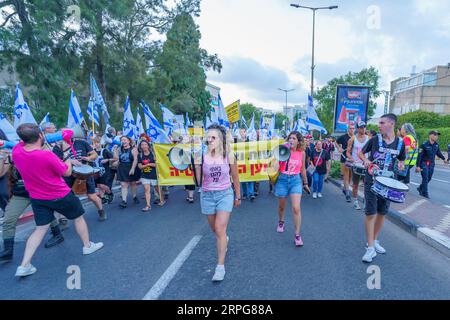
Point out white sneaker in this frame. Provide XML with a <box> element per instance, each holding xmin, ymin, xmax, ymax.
<box><xmin>353</xmin><ymin>200</ymin><xmax>361</xmax><ymax>210</ymax></box>
<box><xmin>82</xmin><ymin>241</ymin><xmax>104</xmax><ymax>255</ymax></box>
<box><xmin>374</xmin><ymin>240</ymin><xmax>386</xmax><ymax>254</ymax></box>
<box><xmin>362</xmin><ymin>247</ymin><xmax>377</xmax><ymax>263</ymax></box>
<box><xmin>212</xmin><ymin>265</ymin><xmax>225</xmax><ymax>281</ymax></box>
<box><xmin>313</xmin><ymin>192</ymin><xmax>317</xmax><ymax>199</ymax></box>
<box><xmin>15</xmin><ymin>264</ymin><xmax>37</xmax><ymax>277</ymax></box>
<box><xmin>318</xmin><ymin>193</ymin><xmax>323</xmax><ymax>198</ymax></box>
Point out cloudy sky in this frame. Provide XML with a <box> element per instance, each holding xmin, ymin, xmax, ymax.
<box><xmin>197</xmin><ymin>0</ymin><xmax>450</xmax><ymax>116</ymax></box>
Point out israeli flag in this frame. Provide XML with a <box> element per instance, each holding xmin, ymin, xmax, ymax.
<box><xmin>141</xmin><ymin>101</ymin><xmax>171</xmax><ymax>144</ymax></box>
<box><xmin>67</xmin><ymin>90</ymin><xmax>85</xmax><ymax>128</ymax></box>
<box><xmin>210</xmin><ymin>105</ymin><xmax>219</xmax><ymax>125</ymax></box>
<box><xmin>306</xmin><ymin>95</ymin><xmax>327</xmax><ymax>134</ymax></box>
<box><xmin>186</xmin><ymin>112</ymin><xmax>193</xmax><ymax>127</ymax></box>
<box><xmin>122</xmin><ymin>97</ymin><xmax>136</xmax><ymax>139</ymax></box>
<box><xmin>0</xmin><ymin>112</ymin><xmax>20</xmax><ymax>141</ymax></box>
<box><xmin>241</xmin><ymin>115</ymin><xmax>248</xmax><ymax>129</ymax></box>
<box><xmin>87</xmin><ymin>98</ymin><xmax>100</xmax><ymax>126</ymax></box>
<box><xmin>14</xmin><ymin>83</ymin><xmax>37</xmax><ymax>128</ymax></box>
<box><xmin>259</xmin><ymin>114</ymin><xmax>264</xmax><ymax>130</ymax></box>
<box><xmin>39</xmin><ymin>112</ymin><xmax>50</xmax><ymax>127</ymax></box>
<box><xmin>217</xmin><ymin>94</ymin><xmax>230</xmax><ymax>128</ymax></box>
<box><xmin>205</xmin><ymin>115</ymin><xmax>212</xmax><ymax>129</ymax></box>
<box><xmin>297</xmin><ymin>118</ymin><xmax>309</xmax><ymax>135</ymax></box>
<box><xmin>268</xmin><ymin>114</ymin><xmax>276</xmax><ymax>139</ymax></box>
<box><xmin>232</xmin><ymin>122</ymin><xmax>239</xmax><ymax>138</ymax></box>
<box><xmin>160</xmin><ymin>104</ymin><xmax>175</xmax><ymax>136</ymax></box>
<box><xmin>90</xmin><ymin>74</ymin><xmax>110</xmax><ymax>125</ymax></box>
<box><xmin>135</xmin><ymin>105</ymin><xmax>145</xmax><ymax>140</ymax></box>
<box><xmin>246</xmin><ymin>113</ymin><xmax>257</xmax><ymax>141</ymax></box>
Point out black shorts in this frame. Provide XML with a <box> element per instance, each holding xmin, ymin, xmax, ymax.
<box><xmin>364</xmin><ymin>181</ymin><xmax>390</xmax><ymax>216</ymax></box>
<box><xmin>31</xmin><ymin>192</ymin><xmax>85</xmax><ymax>226</ymax></box>
<box><xmin>65</xmin><ymin>176</ymin><xmax>96</xmax><ymax>194</ymax></box>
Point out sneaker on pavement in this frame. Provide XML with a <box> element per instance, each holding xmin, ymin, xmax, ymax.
<box><xmin>318</xmin><ymin>193</ymin><xmax>323</xmax><ymax>198</ymax></box>
<box><xmin>362</xmin><ymin>247</ymin><xmax>377</xmax><ymax>263</ymax></box>
<box><xmin>312</xmin><ymin>192</ymin><xmax>317</xmax><ymax>199</ymax></box>
<box><xmin>212</xmin><ymin>265</ymin><xmax>225</xmax><ymax>282</ymax></box>
<box><xmin>83</xmin><ymin>242</ymin><xmax>104</xmax><ymax>255</ymax></box>
<box><xmin>374</xmin><ymin>240</ymin><xmax>386</xmax><ymax>254</ymax></box>
<box><xmin>276</xmin><ymin>221</ymin><xmax>285</xmax><ymax>233</ymax></box>
<box><xmin>15</xmin><ymin>264</ymin><xmax>37</xmax><ymax>277</ymax></box>
<box><xmin>353</xmin><ymin>200</ymin><xmax>361</xmax><ymax>210</ymax></box>
<box><xmin>294</xmin><ymin>234</ymin><xmax>304</xmax><ymax>247</ymax></box>
<box><xmin>119</xmin><ymin>200</ymin><xmax>127</xmax><ymax>208</ymax></box>
<box><xmin>133</xmin><ymin>197</ymin><xmax>140</xmax><ymax>204</ymax></box>
<box><xmin>345</xmin><ymin>194</ymin><xmax>352</xmax><ymax>202</ymax></box>
<box><xmin>98</xmin><ymin>210</ymin><xmax>107</xmax><ymax>221</ymax></box>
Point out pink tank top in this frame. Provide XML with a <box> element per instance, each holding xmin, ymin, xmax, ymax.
<box><xmin>279</xmin><ymin>150</ymin><xmax>303</xmax><ymax>175</ymax></box>
<box><xmin>202</xmin><ymin>154</ymin><xmax>232</xmax><ymax>192</ymax></box>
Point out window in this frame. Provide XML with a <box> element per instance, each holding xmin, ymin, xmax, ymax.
<box><xmin>423</xmin><ymin>73</ymin><xmax>437</xmax><ymax>86</ymax></box>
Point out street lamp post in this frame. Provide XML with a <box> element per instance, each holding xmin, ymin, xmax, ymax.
<box><xmin>380</xmin><ymin>90</ymin><xmax>390</xmax><ymax>114</ymax></box>
<box><xmin>290</xmin><ymin>4</ymin><xmax>338</xmax><ymax>99</ymax></box>
<box><xmin>278</xmin><ymin>88</ymin><xmax>295</xmax><ymax>131</ymax></box>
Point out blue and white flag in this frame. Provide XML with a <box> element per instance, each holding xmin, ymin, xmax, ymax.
<box><xmin>135</xmin><ymin>106</ymin><xmax>144</xmax><ymax>140</ymax></box>
<box><xmin>259</xmin><ymin>114</ymin><xmax>264</xmax><ymax>130</ymax></box>
<box><xmin>67</xmin><ymin>90</ymin><xmax>85</xmax><ymax>129</ymax></box>
<box><xmin>0</xmin><ymin>112</ymin><xmax>19</xmax><ymax>141</ymax></box>
<box><xmin>217</xmin><ymin>94</ymin><xmax>230</xmax><ymax>128</ymax></box>
<box><xmin>186</xmin><ymin>112</ymin><xmax>193</xmax><ymax>127</ymax></box>
<box><xmin>39</xmin><ymin>112</ymin><xmax>50</xmax><ymax>127</ymax></box>
<box><xmin>246</xmin><ymin>113</ymin><xmax>257</xmax><ymax>141</ymax></box>
<box><xmin>87</xmin><ymin>98</ymin><xmax>100</xmax><ymax>127</ymax></box>
<box><xmin>297</xmin><ymin>118</ymin><xmax>309</xmax><ymax>135</ymax></box>
<box><xmin>205</xmin><ymin>115</ymin><xmax>212</xmax><ymax>129</ymax></box>
<box><xmin>232</xmin><ymin>122</ymin><xmax>239</xmax><ymax>138</ymax></box>
<box><xmin>241</xmin><ymin>115</ymin><xmax>248</xmax><ymax>129</ymax></box>
<box><xmin>90</xmin><ymin>74</ymin><xmax>110</xmax><ymax>125</ymax></box>
<box><xmin>268</xmin><ymin>114</ymin><xmax>276</xmax><ymax>139</ymax></box>
<box><xmin>160</xmin><ymin>104</ymin><xmax>175</xmax><ymax>136</ymax></box>
<box><xmin>14</xmin><ymin>83</ymin><xmax>37</xmax><ymax>128</ymax></box>
<box><xmin>123</xmin><ymin>96</ymin><xmax>136</xmax><ymax>139</ymax></box>
<box><xmin>210</xmin><ymin>105</ymin><xmax>219</xmax><ymax>125</ymax></box>
<box><xmin>306</xmin><ymin>95</ymin><xmax>327</xmax><ymax>134</ymax></box>
<box><xmin>141</xmin><ymin>101</ymin><xmax>171</xmax><ymax>144</ymax></box>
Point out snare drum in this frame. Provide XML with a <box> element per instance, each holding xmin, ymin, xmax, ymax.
<box><xmin>371</xmin><ymin>176</ymin><xmax>409</xmax><ymax>203</ymax></box>
<box><xmin>352</xmin><ymin>163</ymin><xmax>367</xmax><ymax>176</ymax></box>
<box><xmin>72</xmin><ymin>164</ymin><xmax>100</xmax><ymax>180</ymax></box>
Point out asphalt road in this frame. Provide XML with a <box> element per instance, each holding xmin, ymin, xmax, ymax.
<box><xmin>1</xmin><ymin>181</ymin><xmax>450</xmax><ymax>300</ymax></box>
<box><xmin>408</xmin><ymin>163</ymin><xmax>450</xmax><ymax>207</ymax></box>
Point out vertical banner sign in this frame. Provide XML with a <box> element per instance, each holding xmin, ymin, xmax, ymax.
<box><xmin>334</xmin><ymin>85</ymin><xmax>370</xmax><ymax>134</ymax></box>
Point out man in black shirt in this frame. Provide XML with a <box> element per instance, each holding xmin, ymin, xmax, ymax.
<box><xmin>416</xmin><ymin>131</ymin><xmax>449</xmax><ymax>198</ymax></box>
<box><xmin>336</xmin><ymin>125</ymin><xmax>355</xmax><ymax>202</ymax></box>
<box><xmin>359</xmin><ymin>114</ymin><xmax>406</xmax><ymax>263</ymax></box>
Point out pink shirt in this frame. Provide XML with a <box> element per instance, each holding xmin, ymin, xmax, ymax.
<box><xmin>202</xmin><ymin>154</ymin><xmax>232</xmax><ymax>192</ymax></box>
<box><xmin>12</xmin><ymin>142</ymin><xmax>71</xmax><ymax>200</ymax></box>
<box><xmin>279</xmin><ymin>150</ymin><xmax>303</xmax><ymax>175</ymax></box>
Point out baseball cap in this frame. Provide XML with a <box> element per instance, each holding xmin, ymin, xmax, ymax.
<box><xmin>429</xmin><ymin>130</ymin><xmax>441</xmax><ymax>136</ymax></box>
<box><xmin>356</xmin><ymin>121</ymin><xmax>366</xmax><ymax>128</ymax></box>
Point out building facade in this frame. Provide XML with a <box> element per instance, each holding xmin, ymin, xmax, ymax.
<box><xmin>390</xmin><ymin>65</ymin><xmax>450</xmax><ymax>115</ymax></box>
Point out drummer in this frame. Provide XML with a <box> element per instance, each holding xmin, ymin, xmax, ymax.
<box><xmin>53</xmin><ymin>131</ymin><xmax>107</xmax><ymax>222</ymax></box>
<box><xmin>346</xmin><ymin>121</ymin><xmax>369</xmax><ymax>211</ymax></box>
<box><xmin>358</xmin><ymin>114</ymin><xmax>406</xmax><ymax>263</ymax></box>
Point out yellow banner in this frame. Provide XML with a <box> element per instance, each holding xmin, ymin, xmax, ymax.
<box><xmin>153</xmin><ymin>139</ymin><xmax>284</xmax><ymax>186</ymax></box>
<box><xmin>225</xmin><ymin>100</ymin><xmax>240</xmax><ymax>123</ymax></box>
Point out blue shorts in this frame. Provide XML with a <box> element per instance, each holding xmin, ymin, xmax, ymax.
<box><xmin>200</xmin><ymin>187</ymin><xmax>234</xmax><ymax>215</ymax></box>
<box><xmin>274</xmin><ymin>173</ymin><xmax>303</xmax><ymax>197</ymax></box>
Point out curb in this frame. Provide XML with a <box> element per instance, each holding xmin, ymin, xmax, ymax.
<box><xmin>328</xmin><ymin>177</ymin><xmax>450</xmax><ymax>258</ymax></box>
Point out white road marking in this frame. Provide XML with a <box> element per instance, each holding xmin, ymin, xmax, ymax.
<box><xmin>399</xmin><ymin>199</ymin><xmax>428</xmax><ymax>215</ymax></box>
<box><xmin>435</xmin><ymin>212</ymin><xmax>450</xmax><ymax>233</ymax></box>
<box><xmin>409</xmin><ymin>182</ymin><xmax>420</xmax><ymax>186</ymax></box>
<box><xmin>143</xmin><ymin>235</ymin><xmax>202</xmax><ymax>300</ymax></box>
<box><xmin>433</xmin><ymin>178</ymin><xmax>450</xmax><ymax>184</ymax></box>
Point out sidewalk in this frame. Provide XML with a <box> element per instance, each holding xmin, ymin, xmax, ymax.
<box><xmin>329</xmin><ymin>177</ymin><xmax>450</xmax><ymax>258</ymax></box>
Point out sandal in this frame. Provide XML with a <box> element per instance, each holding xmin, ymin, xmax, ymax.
<box><xmin>157</xmin><ymin>201</ymin><xmax>165</xmax><ymax>206</ymax></box>
<box><xmin>141</xmin><ymin>206</ymin><xmax>151</xmax><ymax>212</ymax></box>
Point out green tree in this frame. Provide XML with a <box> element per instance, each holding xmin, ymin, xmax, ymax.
<box><xmin>397</xmin><ymin>110</ymin><xmax>450</xmax><ymax>129</ymax></box>
<box><xmin>154</xmin><ymin>13</ymin><xmax>221</xmax><ymax>120</ymax></box>
<box><xmin>314</xmin><ymin>67</ymin><xmax>381</xmax><ymax>134</ymax></box>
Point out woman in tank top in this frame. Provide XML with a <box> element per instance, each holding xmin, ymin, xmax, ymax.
<box><xmin>194</xmin><ymin>124</ymin><xmax>241</xmax><ymax>282</ymax></box>
<box><xmin>274</xmin><ymin>131</ymin><xmax>309</xmax><ymax>247</ymax></box>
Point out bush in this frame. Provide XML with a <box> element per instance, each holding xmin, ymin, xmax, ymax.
<box><xmin>398</xmin><ymin>111</ymin><xmax>450</xmax><ymax>129</ymax></box>
<box><xmin>415</xmin><ymin>128</ymin><xmax>450</xmax><ymax>151</ymax></box>
<box><xmin>330</xmin><ymin>161</ymin><xmax>342</xmax><ymax>179</ymax></box>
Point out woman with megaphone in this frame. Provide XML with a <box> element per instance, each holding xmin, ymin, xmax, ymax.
<box><xmin>274</xmin><ymin>131</ymin><xmax>310</xmax><ymax>247</ymax></box>
<box><xmin>194</xmin><ymin>124</ymin><xmax>241</xmax><ymax>282</ymax></box>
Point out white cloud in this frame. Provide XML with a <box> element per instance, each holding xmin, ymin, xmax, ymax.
<box><xmin>199</xmin><ymin>0</ymin><xmax>450</xmax><ymax>115</ymax></box>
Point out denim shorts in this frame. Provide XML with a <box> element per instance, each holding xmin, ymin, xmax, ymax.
<box><xmin>274</xmin><ymin>173</ymin><xmax>303</xmax><ymax>197</ymax></box>
<box><xmin>200</xmin><ymin>187</ymin><xmax>234</xmax><ymax>215</ymax></box>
